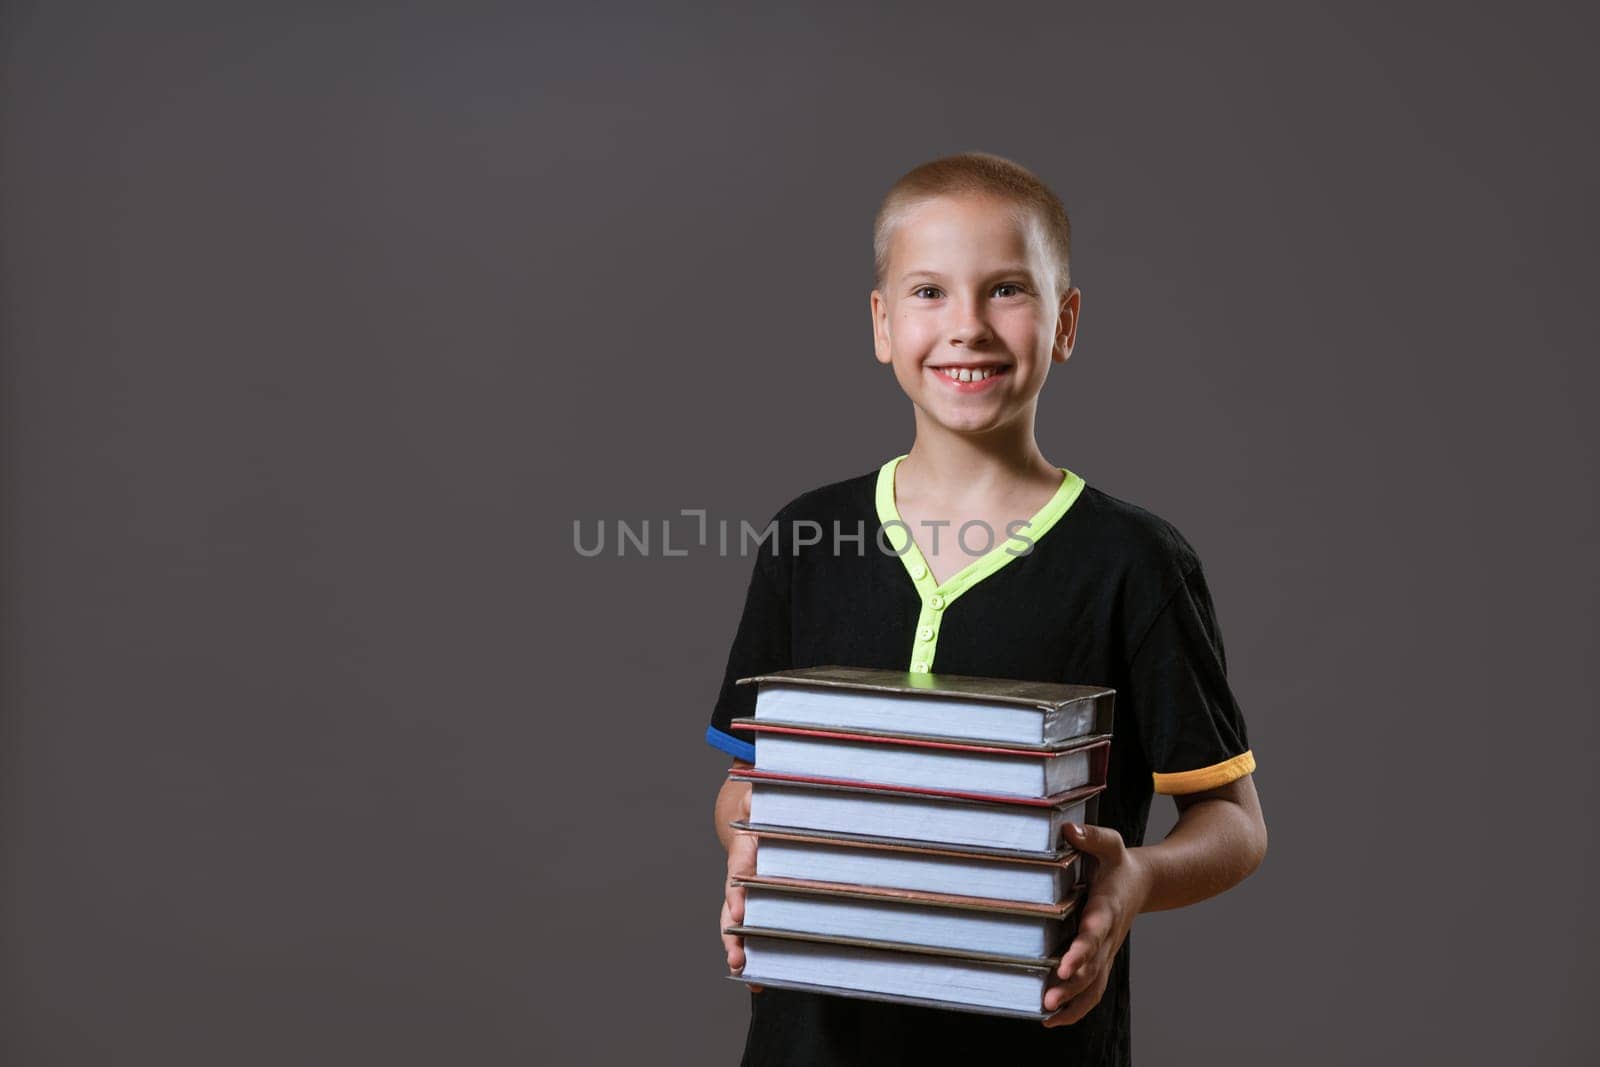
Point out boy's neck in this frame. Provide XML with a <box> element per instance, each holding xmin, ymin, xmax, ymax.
<box><xmin>898</xmin><ymin>423</ymin><xmax>1059</xmax><ymax>498</ymax></box>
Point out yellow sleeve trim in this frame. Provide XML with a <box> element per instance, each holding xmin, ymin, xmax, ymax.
<box><xmin>1152</xmin><ymin>750</ymin><xmax>1256</xmax><ymax>795</ymax></box>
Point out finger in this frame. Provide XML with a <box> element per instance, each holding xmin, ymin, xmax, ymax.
<box><xmin>1054</xmin><ymin>905</ymin><xmax>1110</xmax><ymax>979</ymax></box>
<box><xmin>721</xmin><ymin>899</ymin><xmax>746</xmax><ymax>972</ymax></box>
<box><xmin>1042</xmin><ymin>976</ymin><xmax>1109</xmax><ymax>1028</ymax></box>
<box><xmin>1043</xmin><ymin>956</ymin><xmax>1101</xmax><ymax>1011</ymax></box>
<box><xmin>1054</xmin><ymin>933</ymin><xmax>1106</xmax><ymax>984</ymax></box>
<box><xmin>1053</xmin><ymin>936</ymin><xmax>1089</xmax><ymax>982</ymax></box>
<box><xmin>1065</xmin><ymin>822</ymin><xmax>1125</xmax><ymax>860</ymax></box>
<box><xmin>1074</xmin><ymin>898</ymin><xmax>1114</xmax><ymax>943</ymax></box>
<box><xmin>719</xmin><ymin>903</ymin><xmax>761</xmax><ymax>993</ymax></box>
<box><xmin>723</xmin><ymin>934</ymin><xmax>745</xmax><ymax>972</ymax></box>
<box><xmin>729</xmin><ymin>833</ymin><xmax>759</xmax><ymax>878</ymax></box>
<box><xmin>1043</xmin><ymin>970</ymin><xmax>1109</xmax><ymax>1026</ymax></box>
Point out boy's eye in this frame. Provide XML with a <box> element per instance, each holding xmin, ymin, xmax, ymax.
<box><xmin>911</xmin><ymin>284</ymin><xmax>1027</xmax><ymax>299</ymax></box>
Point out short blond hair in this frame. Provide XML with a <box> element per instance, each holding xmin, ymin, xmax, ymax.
<box><xmin>873</xmin><ymin>152</ymin><xmax>1073</xmax><ymax>296</ymax></box>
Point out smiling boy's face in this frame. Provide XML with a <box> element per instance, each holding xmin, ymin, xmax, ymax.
<box><xmin>871</xmin><ymin>193</ymin><xmax>1079</xmax><ymax>438</ymax></box>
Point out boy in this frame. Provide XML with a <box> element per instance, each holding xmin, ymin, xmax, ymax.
<box><xmin>707</xmin><ymin>152</ymin><xmax>1267</xmax><ymax>1066</ymax></box>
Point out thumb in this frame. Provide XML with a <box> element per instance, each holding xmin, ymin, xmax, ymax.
<box><xmin>1065</xmin><ymin>822</ymin><xmax>1124</xmax><ymax>858</ymax></box>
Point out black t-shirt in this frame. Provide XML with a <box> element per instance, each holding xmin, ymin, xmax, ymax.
<box><xmin>706</xmin><ymin>455</ymin><xmax>1255</xmax><ymax>1067</ymax></box>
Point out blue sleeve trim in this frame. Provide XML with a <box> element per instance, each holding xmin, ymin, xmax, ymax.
<box><xmin>705</xmin><ymin>724</ymin><xmax>756</xmax><ymax>763</ymax></box>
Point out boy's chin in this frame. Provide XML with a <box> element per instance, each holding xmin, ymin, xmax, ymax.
<box><xmin>914</xmin><ymin>403</ymin><xmax>1028</xmax><ymax>437</ymax></box>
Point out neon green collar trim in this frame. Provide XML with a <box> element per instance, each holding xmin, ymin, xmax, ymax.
<box><xmin>875</xmin><ymin>453</ymin><xmax>1086</xmax><ymax>673</ymax></box>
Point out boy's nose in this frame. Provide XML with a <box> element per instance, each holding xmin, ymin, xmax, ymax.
<box><xmin>949</xmin><ymin>305</ymin><xmax>993</xmax><ymax>346</ymax></box>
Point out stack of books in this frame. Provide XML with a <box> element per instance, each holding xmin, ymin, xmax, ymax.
<box><xmin>722</xmin><ymin>665</ymin><xmax>1114</xmax><ymax>1020</ymax></box>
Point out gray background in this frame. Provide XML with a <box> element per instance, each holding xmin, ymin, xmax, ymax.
<box><xmin>2</xmin><ymin>1</ymin><xmax>1594</xmax><ymax>1063</ymax></box>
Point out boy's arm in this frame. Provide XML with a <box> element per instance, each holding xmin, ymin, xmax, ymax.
<box><xmin>1042</xmin><ymin>774</ymin><xmax>1267</xmax><ymax>1027</ymax></box>
<box><xmin>1139</xmin><ymin>772</ymin><xmax>1268</xmax><ymax>911</ymax></box>
<box><xmin>714</xmin><ymin>762</ymin><xmax>763</xmax><ymax>990</ymax></box>
<box><xmin>713</xmin><ymin>762</ymin><xmax>753</xmax><ymax>853</ymax></box>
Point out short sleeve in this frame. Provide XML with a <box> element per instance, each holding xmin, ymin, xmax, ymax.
<box><xmin>1125</xmin><ymin>559</ymin><xmax>1255</xmax><ymax>795</ymax></box>
<box><xmin>704</xmin><ymin>543</ymin><xmax>792</xmax><ymax>763</ymax></box>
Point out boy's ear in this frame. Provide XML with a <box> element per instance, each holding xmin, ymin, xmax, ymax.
<box><xmin>1052</xmin><ymin>287</ymin><xmax>1081</xmax><ymax>363</ymax></box>
<box><xmin>870</xmin><ymin>290</ymin><xmax>893</xmax><ymax>364</ymax></box>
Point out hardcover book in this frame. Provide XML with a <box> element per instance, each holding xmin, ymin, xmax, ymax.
<box><xmin>729</xmin><ymin>769</ymin><xmax>1104</xmax><ymax>855</ymax></box>
<box><xmin>734</xmin><ymin>874</ymin><xmax>1084</xmax><ymax>956</ymax></box>
<box><xmin>735</xmin><ymin>825</ymin><xmax>1082</xmax><ymax>902</ymax></box>
<box><xmin>733</xmin><ymin>720</ymin><xmax>1110</xmax><ymax>797</ymax></box>
<box><xmin>737</xmin><ymin>665</ymin><xmax>1114</xmax><ymax>747</ymax></box>
<box><xmin>725</xmin><ymin>927</ymin><xmax>1064</xmax><ymax>1019</ymax></box>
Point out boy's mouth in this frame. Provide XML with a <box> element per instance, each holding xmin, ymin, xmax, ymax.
<box><xmin>930</xmin><ymin>364</ymin><xmax>1011</xmax><ymax>386</ymax></box>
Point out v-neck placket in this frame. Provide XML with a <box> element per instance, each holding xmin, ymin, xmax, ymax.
<box><xmin>875</xmin><ymin>453</ymin><xmax>1087</xmax><ymax>674</ymax></box>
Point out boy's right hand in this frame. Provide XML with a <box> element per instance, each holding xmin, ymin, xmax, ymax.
<box><xmin>720</xmin><ymin>784</ymin><xmax>763</xmax><ymax>993</ymax></box>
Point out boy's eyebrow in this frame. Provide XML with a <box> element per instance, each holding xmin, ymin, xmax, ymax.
<box><xmin>899</xmin><ymin>266</ymin><xmax>1039</xmax><ymax>283</ymax></box>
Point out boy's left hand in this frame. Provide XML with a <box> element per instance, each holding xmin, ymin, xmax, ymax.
<box><xmin>1042</xmin><ymin>823</ymin><xmax>1151</xmax><ymax>1028</ymax></box>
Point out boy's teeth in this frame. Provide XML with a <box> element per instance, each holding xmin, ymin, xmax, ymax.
<box><xmin>940</xmin><ymin>367</ymin><xmax>997</xmax><ymax>382</ymax></box>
